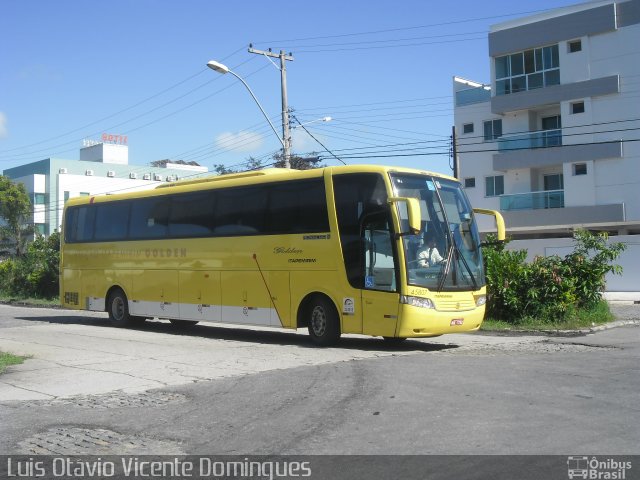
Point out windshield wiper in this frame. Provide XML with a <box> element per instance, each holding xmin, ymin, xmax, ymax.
<box><xmin>436</xmin><ymin>240</ymin><xmax>478</xmax><ymax>292</ymax></box>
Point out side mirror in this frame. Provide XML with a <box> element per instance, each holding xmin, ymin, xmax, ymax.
<box><xmin>473</xmin><ymin>208</ymin><xmax>506</xmax><ymax>241</ymax></box>
<box><xmin>389</xmin><ymin>197</ymin><xmax>421</xmax><ymax>235</ymax></box>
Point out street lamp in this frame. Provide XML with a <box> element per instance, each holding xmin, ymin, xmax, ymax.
<box><xmin>292</xmin><ymin>117</ymin><xmax>332</xmax><ymax>129</ymax></box>
<box><xmin>206</xmin><ymin>60</ymin><xmax>289</xmax><ymax>168</ymax></box>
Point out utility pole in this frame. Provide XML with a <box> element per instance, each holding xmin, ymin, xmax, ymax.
<box><xmin>451</xmin><ymin>125</ymin><xmax>460</xmax><ymax>179</ymax></box>
<box><xmin>248</xmin><ymin>45</ymin><xmax>294</xmax><ymax>168</ymax></box>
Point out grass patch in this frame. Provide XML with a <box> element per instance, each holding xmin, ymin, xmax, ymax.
<box><xmin>482</xmin><ymin>301</ymin><xmax>615</xmax><ymax>332</ymax></box>
<box><xmin>0</xmin><ymin>294</ymin><xmax>60</xmax><ymax>308</ymax></box>
<box><xmin>0</xmin><ymin>351</ymin><xmax>26</xmax><ymax>374</ymax></box>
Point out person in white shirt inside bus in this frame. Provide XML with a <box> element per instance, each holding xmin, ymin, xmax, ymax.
<box><xmin>417</xmin><ymin>231</ymin><xmax>444</xmax><ymax>268</ymax></box>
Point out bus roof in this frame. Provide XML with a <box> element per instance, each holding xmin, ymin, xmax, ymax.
<box><xmin>63</xmin><ymin>165</ymin><xmax>459</xmax><ymax>208</ymax></box>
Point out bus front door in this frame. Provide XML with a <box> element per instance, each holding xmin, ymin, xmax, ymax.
<box><xmin>361</xmin><ymin>217</ymin><xmax>400</xmax><ymax>337</ymax></box>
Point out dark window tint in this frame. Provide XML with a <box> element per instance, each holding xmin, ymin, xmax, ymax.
<box><xmin>65</xmin><ymin>178</ymin><xmax>330</xmax><ymax>242</ymax></box>
<box><xmin>129</xmin><ymin>197</ymin><xmax>170</xmax><ymax>239</ymax></box>
<box><xmin>267</xmin><ymin>179</ymin><xmax>329</xmax><ymax>234</ymax></box>
<box><xmin>64</xmin><ymin>206</ymin><xmax>96</xmax><ymax>243</ymax></box>
<box><xmin>169</xmin><ymin>192</ymin><xmax>214</xmax><ymax>237</ymax></box>
<box><xmin>214</xmin><ymin>186</ymin><xmax>268</xmax><ymax>236</ymax></box>
<box><xmin>94</xmin><ymin>202</ymin><xmax>130</xmax><ymax>241</ymax></box>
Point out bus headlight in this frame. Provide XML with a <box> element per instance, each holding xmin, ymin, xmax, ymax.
<box><xmin>475</xmin><ymin>295</ymin><xmax>487</xmax><ymax>306</ymax></box>
<box><xmin>400</xmin><ymin>296</ymin><xmax>435</xmax><ymax>309</ymax></box>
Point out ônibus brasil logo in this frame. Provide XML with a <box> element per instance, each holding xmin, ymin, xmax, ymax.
<box><xmin>567</xmin><ymin>456</ymin><xmax>632</xmax><ymax>479</ymax></box>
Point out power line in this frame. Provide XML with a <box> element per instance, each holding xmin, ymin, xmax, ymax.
<box><xmin>0</xmin><ymin>59</ymin><xmax>270</xmax><ymax>164</ymax></box>
<box><xmin>255</xmin><ymin>8</ymin><xmax>551</xmax><ymax>44</ymax></box>
<box><xmin>0</xmin><ymin>48</ymin><xmax>252</xmax><ymax>160</ymax></box>
<box><xmin>277</xmin><ymin>30</ymin><xmax>487</xmax><ymax>49</ymax></box>
<box><xmin>291</xmin><ymin>115</ymin><xmax>345</xmax><ymax>165</ymax></box>
<box><xmin>295</xmin><ymin>36</ymin><xmax>487</xmax><ymax>54</ymax></box>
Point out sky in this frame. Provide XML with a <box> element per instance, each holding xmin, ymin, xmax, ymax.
<box><xmin>0</xmin><ymin>0</ymin><xmax>580</xmax><ymax>176</ymax></box>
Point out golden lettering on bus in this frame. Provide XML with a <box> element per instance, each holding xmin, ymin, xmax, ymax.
<box><xmin>145</xmin><ymin>248</ymin><xmax>187</xmax><ymax>258</ymax></box>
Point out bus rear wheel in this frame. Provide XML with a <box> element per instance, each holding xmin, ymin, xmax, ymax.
<box><xmin>108</xmin><ymin>289</ymin><xmax>137</xmax><ymax>327</ymax></box>
<box><xmin>307</xmin><ymin>296</ymin><xmax>340</xmax><ymax>346</ymax></box>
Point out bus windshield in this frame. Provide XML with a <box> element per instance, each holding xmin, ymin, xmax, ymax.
<box><xmin>390</xmin><ymin>173</ymin><xmax>485</xmax><ymax>291</ymax></box>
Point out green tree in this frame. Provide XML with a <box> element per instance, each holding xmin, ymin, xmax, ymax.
<box><xmin>0</xmin><ymin>175</ymin><xmax>34</xmax><ymax>257</ymax></box>
<box><xmin>0</xmin><ymin>231</ymin><xmax>60</xmax><ymax>299</ymax></box>
<box><xmin>213</xmin><ymin>152</ymin><xmax>324</xmax><ymax>175</ymax></box>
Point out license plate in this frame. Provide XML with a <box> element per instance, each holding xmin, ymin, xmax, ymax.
<box><xmin>450</xmin><ymin>318</ymin><xmax>464</xmax><ymax>326</ymax></box>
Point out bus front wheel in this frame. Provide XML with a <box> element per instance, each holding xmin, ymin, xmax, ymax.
<box><xmin>307</xmin><ymin>296</ymin><xmax>341</xmax><ymax>347</ymax></box>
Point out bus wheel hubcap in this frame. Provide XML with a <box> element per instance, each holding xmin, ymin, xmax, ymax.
<box><xmin>113</xmin><ymin>297</ymin><xmax>124</xmax><ymax>321</ymax></box>
<box><xmin>311</xmin><ymin>306</ymin><xmax>326</xmax><ymax>336</ymax></box>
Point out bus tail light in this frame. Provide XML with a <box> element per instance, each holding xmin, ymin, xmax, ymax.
<box><xmin>400</xmin><ymin>296</ymin><xmax>435</xmax><ymax>309</ymax></box>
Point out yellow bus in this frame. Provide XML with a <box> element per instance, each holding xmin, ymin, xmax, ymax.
<box><xmin>60</xmin><ymin>165</ymin><xmax>504</xmax><ymax>346</ymax></box>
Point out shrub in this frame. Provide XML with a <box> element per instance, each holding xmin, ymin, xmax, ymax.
<box><xmin>483</xmin><ymin>230</ymin><xmax>625</xmax><ymax>324</ymax></box>
<box><xmin>0</xmin><ymin>232</ymin><xmax>60</xmax><ymax>299</ymax></box>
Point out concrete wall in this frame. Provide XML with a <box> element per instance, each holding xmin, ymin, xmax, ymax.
<box><xmin>509</xmin><ymin>235</ymin><xmax>640</xmax><ymax>297</ymax></box>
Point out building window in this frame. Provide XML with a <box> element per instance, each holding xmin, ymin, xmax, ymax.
<box><xmin>463</xmin><ymin>123</ymin><xmax>474</xmax><ymax>134</ymax></box>
<box><xmin>543</xmin><ymin>173</ymin><xmax>564</xmax><ymax>191</ymax></box>
<box><xmin>483</xmin><ymin>119</ymin><xmax>503</xmax><ymax>141</ymax></box>
<box><xmin>573</xmin><ymin>163</ymin><xmax>587</xmax><ymax>176</ymax></box>
<box><xmin>34</xmin><ymin>193</ymin><xmax>46</xmax><ymax>205</ymax></box>
<box><xmin>35</xmin><ymin>224</ymin><xmax>47</xmax><ymax>236</ymax></box>
<box><xmin>541</xmin><ymin>115</ymin><xmax>562</xmax><ymax>147</ymax></box>
<box><xmin>571</xmin><ymin>101</ymin><xmax>585</xmax><ymax>114</ymax></box>
<box><xmin>568</xmin><ymin>40</ymin><xmax>582</xmax><ymax>53</ymax></box>
<box><xmin>79</xmin><ymin>192</ymin><xmax>90</xmax><ymax>197</ymax></box>
<box><xmin>485</xmin><ymin>175</ymin><xmax>504</xmax><ymax>197</ymax></box>
<box><xmin>464</xmin><ymin>177</ymin><xmax>476</xmax><ymax>188</ymax></box>
<box><xmin>495</xmin><ymin>44</ymin><xmax>559</xmax><ymax>95</ymax></box>
<box><xmin>64</xmin><ymin>191</ymin><xmax>70</xmax><ymax>203</ymax></box>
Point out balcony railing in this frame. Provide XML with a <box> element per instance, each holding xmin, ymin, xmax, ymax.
<box><xmin>500</xmin><ymin>189</ymin><xmax>565</xmax><ymax>211</ymax></box>
<box><xmin>455</xmin><ymin>85</ymin><xmax>491</xmax><ymax>107</ymax></box>
<box><xmin>497</xmin><ymin>129</ymin><xmax>562</xmax><ymax>152</ymax></box>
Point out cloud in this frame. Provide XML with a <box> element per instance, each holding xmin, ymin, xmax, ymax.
<box><xmin>215</xmin><ymin>130</ymin><xmax>263</xmax><ymax>152</ymax></box>
<box><xmin>290</xmin><ymin>129</ymin><xmax>316</xmax><ymax>152</ymax></box>
<box><xmin>0</xmin><ymin>112</ymin><xmax>7</xmax><ymax>139</ymax></box>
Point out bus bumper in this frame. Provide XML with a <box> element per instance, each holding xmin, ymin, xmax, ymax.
<box><xmin>396</xmin><ymin>304</ymin><xmax>485</xmax><ymax>338</ymax></box>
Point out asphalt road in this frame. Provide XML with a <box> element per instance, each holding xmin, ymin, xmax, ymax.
<box><xmin>0</xmin><ymin>304</ymin><xmax>639</xmax><ymax>466</ymax></box>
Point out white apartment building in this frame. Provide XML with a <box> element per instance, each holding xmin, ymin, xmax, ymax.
<box><xmin>3</xmin><ymin>141</ymin><xmax>208</xmax><ymax>236</ymax></box>
<box><xmin>454</xmin><ymin>0</ymin><xmax>640</xmax><ymax>298</ymax></box>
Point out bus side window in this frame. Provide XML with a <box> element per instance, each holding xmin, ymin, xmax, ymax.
<box><xmin>94</xmin><ymin>202</ymin><xmax>131</xmax><ymax>241</ymax></box>
<box><xmin>130</xmin><ymin>198</ymin><xmax>169</xmax><ymax>239</ymax></box>
<box><xmin>169</xmin><ymin>192</ymin><xmax>214</xmax><ymax>237</ymax></box>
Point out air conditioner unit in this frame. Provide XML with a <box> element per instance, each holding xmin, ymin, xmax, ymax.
<box><xmin>143</xmin><ymin>173</ymin><xmax>151</xmax><ymax>180</ymax></box>
<box><xmin>153</xmin><ymin>174</ymin><xmax>162</xmax><ymax>181</ymax></box>
<box><xmin>129</xmin><ymin>172</ymin><xmax>137</xmax><ymax>179</ymax></box>
<box><xmin>107</xmin><ymin>171</ymin><xmax>116</xmax><ymax>178</ymax></box>
<box><xmin>85</xmin><ymin>170</ymin><xmax>94</xmax><ymax>176</ymax></box>
<box><xmin>59</xmin><ymin>168</ymin><xmax>68</xmax><ymax>174</ymax></box>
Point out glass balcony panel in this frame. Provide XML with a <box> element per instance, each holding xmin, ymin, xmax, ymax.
<box><xmin>498</xmin><ymin>129</ymin><xmax>562</xmax><ymax>151</ymax></box>
<box><xmin>500</xmin><ymin>190</ymin><xmax>565</xmax><ymax>211</ymax></box>
<box><xmin>455</xmin><ymin>86</ymin><xmax>491</xmax><ymax>106</ymax></box>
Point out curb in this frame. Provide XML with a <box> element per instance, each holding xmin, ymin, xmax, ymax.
<box><xmin>479</xmin><ymin>318</ymin><xmax>640</xmax><ymax>337</ymax></box>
